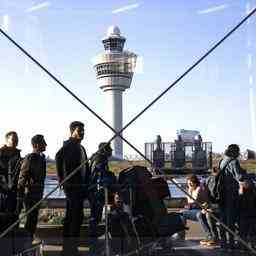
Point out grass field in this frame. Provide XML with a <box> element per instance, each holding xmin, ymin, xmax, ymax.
<box><xmin>47</xmin><ymin>159</ymin><xmax>256</xmax><ymax>176</ymax></box>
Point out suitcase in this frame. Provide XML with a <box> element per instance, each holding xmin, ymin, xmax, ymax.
<box><xmin>118</xmin><ymin>166</ymin><xmax>167</xmax><ymax>222</ymax></box>
<box><xmin>151</xmin><ymin>177</ymin><xmax>170</xmax><ymax>200</ymax></box>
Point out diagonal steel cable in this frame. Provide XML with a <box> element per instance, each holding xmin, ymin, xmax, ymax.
<box><xmin>0</xmin><ymin>156</ymin><xmax>93</xmax><ymax>238</ymax></box>
<box><xmin>0</xmin><ymin>7</ymin><xmax>256</xmax><ymax>253</ymax></box>
<box><xmin>0</xmin><ymin>28</ymin><xmax>152</xmax><ymax>165</ymax></box>
<box><xmin>118</xmin><ymin>6</ymin><xmax>256</xmax><ymax>138</ymax></box>
<box><xmin>0</xmin><ymin>7</ymin><xmax>254</xmax><ymax>181</ymax></box>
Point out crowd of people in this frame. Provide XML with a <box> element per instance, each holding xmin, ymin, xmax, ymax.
<box><xmin>0</xmin><ymin>131</ymin><xmax>47</xmax><ymax>240</ymax></box>
<box><xmin>0</xmin><ymin>122</ymin><xmax>256</xmax><ymax>255</ymax></box>
<box><xmin>0</xmin><ymin>121</ymin><xmax>117</xmax><ymax>256</ymax></box>
<box><xmin>181</xmin><ymin>144</ymin><xmax>256</xmax><ymax>251</ymax></box>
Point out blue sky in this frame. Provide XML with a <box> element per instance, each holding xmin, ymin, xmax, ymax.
<box><xmin>0</xmin><ymin>0</ymin><xmax>255</xmax><ymax>158</ymax></box>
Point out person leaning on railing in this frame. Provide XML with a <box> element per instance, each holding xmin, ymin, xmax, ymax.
<box><xmin>199</xmin><ymin>167</ymin><xmax>221</xmax><ymax>246</ymax></box>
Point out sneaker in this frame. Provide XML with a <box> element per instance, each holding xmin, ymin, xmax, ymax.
<box><xmin>32</xmin><ymin>236</ymin><xmax>41</xmax><ymax>244</ymax></box>
<box><xmin>205</xmin><ymin>239</ymin><xmax>218</xmax><ymax>246</ymax></box>
<box><xmin>200</xmin><ymin>239</ymin><xmax>210</xmax><ymax>245</ymax></box>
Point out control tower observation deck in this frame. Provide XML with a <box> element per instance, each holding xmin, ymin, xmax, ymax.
<box><xmin>92</xmin><ymin>26</ymin><xmax>137</xmax><ymax>159</ymax></box>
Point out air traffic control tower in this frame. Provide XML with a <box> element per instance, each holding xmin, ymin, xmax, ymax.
<box><xmin>92</xmin><ymin>26</ymin><xmax>137</xmax><ymax>159</ymax></box>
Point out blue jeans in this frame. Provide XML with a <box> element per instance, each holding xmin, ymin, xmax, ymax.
<box><xmin>182</xmin><ymin>209</ymin><xmax>212</xmax><ymax>239</ymax></box>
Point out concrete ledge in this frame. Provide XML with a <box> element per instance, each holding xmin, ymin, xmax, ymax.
<box><xmin>41</xmin><ymin>197</ymin><xmax>187</xmax><ymax>209</ymax></box>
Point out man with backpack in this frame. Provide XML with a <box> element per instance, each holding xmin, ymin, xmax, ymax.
<box><xmin>16</xmin><ymin>134</ymin><xmax>47</xmax><ymax>241</ymax></box>
<box><xmin>55</xmin><ymin>121</ymin><xmax>90</xmax><ymax>256</ymax></box>
<box><xmin>0</xmin><ymin>131</ymin><xmax>22</xmax><ymax>218</ymax></box>
<box><xmin>217</xmin><ymin>144</ymin><xmax>245</xmax><ymax>250</ymax></box>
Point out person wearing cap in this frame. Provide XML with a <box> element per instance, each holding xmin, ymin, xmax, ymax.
<box><xmin>55</xmin><ymin>121</ymin><xmax>90</xmax><ymax>256</ymax></box>
<box><xmin>16</xmin><ymin>134</ymin><xmax>47</xmax><ymax>240</ymax></box>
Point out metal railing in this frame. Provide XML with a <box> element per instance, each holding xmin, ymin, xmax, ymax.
<box><xmin>0</xmin><ymin>6</ymin><xmax>256</xmax><ymax>255</ymax></box>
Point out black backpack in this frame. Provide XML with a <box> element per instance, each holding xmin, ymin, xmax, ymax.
<box><xmin>211</xmin><ymin>159</ymin><xmax>233</xmax><ymax>204</ymax></box>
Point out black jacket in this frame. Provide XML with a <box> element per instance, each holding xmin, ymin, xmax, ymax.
<box><xmin>239</xmin><ymin>189</ymin><xmax>256</xmax><ymax>218</ymax></box>
<box><xmin>89</xmin><ymin>153</ymin><xmax>117</xmax><ymax>203</ymax></box>
<box><xmin>0</xmin><ymin>145</ymin><xmax>21</xmax><ymax>193</ymax></box>
<box><xmin>56</xmin><ymin>138</ymin><xmax>90</xmax><ymax>195</ymax></box>
<box><xmin>17</xmin><ymin>153</ymin><xmax>46</xmax><ymax>200</ymax></box>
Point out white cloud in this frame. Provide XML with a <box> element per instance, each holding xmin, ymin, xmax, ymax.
<box><xmin>112</xmin><ymin>3</ymin><xmax>140</xmax><ymax>14</ymax></box>
<box><xmin>25</xmin><ymin>1</ymin><xmax>50</xmax><ymax>13</ymax></box>
<box><xmin>198</xmin><ymin>4</ymin><xmax>229</xmax><ymax>15</ymax></box>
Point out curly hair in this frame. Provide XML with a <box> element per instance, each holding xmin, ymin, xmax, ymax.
<box><xmin>187</xmin><ymin>174</ymin><xmax>200</xmax><ymax>187</ymax></box>
<box><xmin>225</xmin><ymin>144</ymin><xmax>240</xmax><ymax>159</ymax></box>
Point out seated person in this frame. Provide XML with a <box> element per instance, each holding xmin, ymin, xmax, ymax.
<box><xmin>200</xmin><ymin>167</ymin><xmax>221</xmax><ymax>246</ymax></box>
<box><xmin>182</xmin><ymin>175</ymin><xmax>214</xmax><ymax>244</ymax></box>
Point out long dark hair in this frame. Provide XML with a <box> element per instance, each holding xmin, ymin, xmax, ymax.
<box><xmin>225</xmin><ymin>144</ymin><xmax>240</xmax><ymax>159</ymax></box>
<box><xmin>187</xmin><ymin>174</ymin><xmax>200</xmax><ymax>187</ymax></box>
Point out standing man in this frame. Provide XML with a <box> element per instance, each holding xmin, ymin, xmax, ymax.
<box><xmin>88</xmin><ymin>142</ymin><xmax>116</xmax><ymax>254</ymax></box>
<box><xmin>0</xmin><ymin>131</ymin><xmax>21</xmax><ymax>223</ymax></box>
<box><xmin>218</xmin><ymin>144</ymin><xmax>245</xmax><ymax>250</ymax></box>
<box><xmin>55</xmin><ymin>121</ymin><xmax>90</xmax><ymax>256</ymax></box>
<box><xmin>17</xmin><ymin>134</ymin><xmax>47</xmax><ymax>241</ymax></box>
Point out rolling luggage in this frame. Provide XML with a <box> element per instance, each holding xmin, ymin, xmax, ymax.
<box><xmin>118</xmin><ymin>166</ymin><xmax>167</xmax><ymax>222</ymax></box>
<box><xmin>151</xmin><ymin>177</ymin><xmax>170</xmax><ymax>200</ymax></box>
<box><xmin>118</xmin><ymin>166</ymin><xmax>187</xmax><ymax>253</ymax></box>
